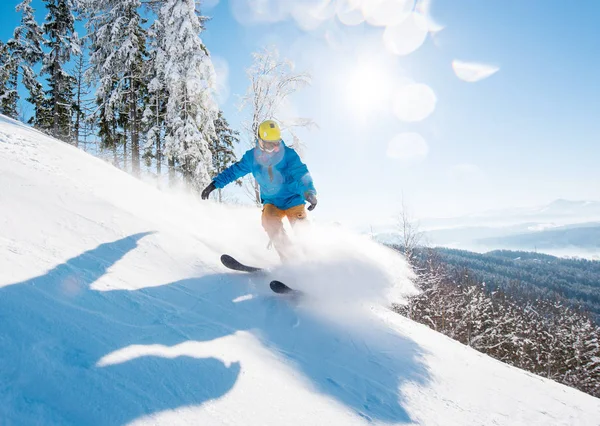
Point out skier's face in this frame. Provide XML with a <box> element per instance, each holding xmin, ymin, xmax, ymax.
<box><xmin>258</xmin><ymin>138</ymin><xmax>281</xmax><ymax>154</ymax></box>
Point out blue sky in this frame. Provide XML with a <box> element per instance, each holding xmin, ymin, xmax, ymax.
<box><xmin>2</xmin><ymin>0</ymin><xmax>599</xmax><ymax>229</ymax></box>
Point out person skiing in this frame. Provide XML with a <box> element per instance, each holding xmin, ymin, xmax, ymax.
<box><xmin>201</xmin><ymin>119</ymin><xmax>317</xmax><ymax>260</ymax></box>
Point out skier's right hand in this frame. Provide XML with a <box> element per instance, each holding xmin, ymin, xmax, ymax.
<box><xmin>201</xmin><ymin>182</ymin><xmax>217</xmax><ymax>200</ymax></box>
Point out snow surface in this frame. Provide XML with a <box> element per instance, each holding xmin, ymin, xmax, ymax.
<box><xmin>0</xmin><ymin>114</ymin><xmax>599</xmax><ymax>425</ymax></box>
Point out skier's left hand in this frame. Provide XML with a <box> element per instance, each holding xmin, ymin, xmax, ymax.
<box><xmin>305</xmin><ymin>191</ymin><xmax>318</xmax><ymax>211</ymax></box>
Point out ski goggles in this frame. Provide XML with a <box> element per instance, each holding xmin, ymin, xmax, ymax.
<box><xmin>257</xmin><ymin>138</ymin><xmax>281</xmax><ymax>153</ymax></box>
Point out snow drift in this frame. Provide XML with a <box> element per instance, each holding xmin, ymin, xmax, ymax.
<box><xmin>0</xmin><ymin>114</ymin><xmax>598</xmax><ymax>425</ymax></box>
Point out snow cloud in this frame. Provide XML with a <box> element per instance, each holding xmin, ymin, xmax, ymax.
<box><xmin>273</xmin><ymin>223</ymin><xmax>417</xmax><ymax>305</ymax></box>
<box><xmin>386</xmin><ymin>132</ymin><xmax>429</xmax><ymax>163</ymax></box>
<box><xmin>452</xmin><ymin>60</ymin><xmax>500</xmax><ymax>82</ymax></box>
<box><xmin>392</xmin><ymin>83</ymin><xmax>437</xmax><ymax>122</ymax></box>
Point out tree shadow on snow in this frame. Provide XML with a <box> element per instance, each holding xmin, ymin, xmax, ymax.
<box><xmin>0</xmin><ymin>233</ymin><xmax>430</xmax><ymax>425</ymax></box>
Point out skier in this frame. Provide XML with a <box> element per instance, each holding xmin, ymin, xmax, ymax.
<box><xmin>201</xmin><ymin>120</ymin><xmax>317</xmax><ymax>260</ymax></box>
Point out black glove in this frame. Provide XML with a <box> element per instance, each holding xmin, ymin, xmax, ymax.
<box><xmin>305</xmin><ymin>191</ymin><xmax>317</xmax><ymax>211</ymax></box>
<box><xmin>201</xmin><ymin>182</ymin><xmax>217</xmax><ymax>200</ymax></box>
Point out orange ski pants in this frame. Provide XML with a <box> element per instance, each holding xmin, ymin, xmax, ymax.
<box><xmin>261</xmin><ymin>203</ymin><xmax>307</xmax><ymax>260</ymax></box>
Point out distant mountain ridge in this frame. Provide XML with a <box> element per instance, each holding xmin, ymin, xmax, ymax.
<box><xmin>477</xmin><ymin>224</ymin><xmax>600</xmax><ymax>250</ymax></box>
<box><xmin>373</xmin><ymin>200</ymin><xmax>600</xmax><ymax>259</ymax></box>
<box><xmin>421</xmin><ymin>199</ymin><xmax>600</xmax><ymax>229</ymax></box>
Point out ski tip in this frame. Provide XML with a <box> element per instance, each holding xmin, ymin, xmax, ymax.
<box><xmin>221</xmin><ymin>254</ymin><xmax>263</xmax><ymax>273</ymax></box>
<box><xmin>270</xmin><ymin>280</ymin><xmax>294</xmax><ymax>294</ymax></box>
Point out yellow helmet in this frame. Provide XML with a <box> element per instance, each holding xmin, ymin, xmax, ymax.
<box><xmin>257</xmin><ymin>120</ymin><xmax>282</xmax><ymax>142</ymax></box>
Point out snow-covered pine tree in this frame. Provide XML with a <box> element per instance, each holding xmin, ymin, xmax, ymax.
<box><xmin>554</xmin><ymin>308</ymin><xmax>600</xmax><ymax>397</ymax></box>
<box><xmin>0</xmin><ymin>41</ymin><xmax>19</xmax><ymax>119</ymax></box>
<box><xmin>537</xmin><ymin>300</ymin><xmax>571</xmax><ymax>380</ymax></box>
<box><xmin>210</xmin><ymin>110</ymin><xmax>240</xmax><ymax>202</ymax></box>
<box><xmin>516</xmin><ymin>301</ymin><xmax>547</xmax><ymax>375</ymax></box>
<box><xmin>83</xmin><ymin>0</ymin><xmax>147</xmax><ymax>175</ymax></box>
<box><xmin>2</xmin><ymin>40</ymin><xmax>23</xmax><ymax>121</ymax></box>
<box><xmin>156</xmin><ymin>0</ymin><xmax>218</xmax><ymax>191</ymax></box>
<box><xmin>462</xmin><ymin>283</ymin><xmax>496</xmax><ymax>351</ymax></box>
<box><xmin>486</xmin><ymin>293</ymin><xmax>519</xmax><ymax>364</ymax></box>
<box><xmin>143</xmin><ymin>15</ymin><xmax>168</xmax><ymax>177</ymax></box>
<box><xmin>578</xmin><ymin>319</ymin><xmax>600</xmax><ymax>397</ymax></box>
<box><xmin>41</xmin><ymin>0</ymin><xmax>80</xmax><ymax>141</ymax></box>
<box><xmin>10</xmin><ymin>0</ymin><xmax>45</xmax><ymax>126</ymax></box>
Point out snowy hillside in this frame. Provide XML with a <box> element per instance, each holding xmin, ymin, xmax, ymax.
<box><xmin>0</xmin><ymin>114</ymin><xmax>599</xmax><ymax>425</ymax></box>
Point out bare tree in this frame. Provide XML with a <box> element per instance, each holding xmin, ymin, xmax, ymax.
<box><xmin>397</xmin><ymin>197</ymin><xmax>424</xmax><ymax>265</ymax></box>
<box><xmin>72</xmin><ymin>51</ymin><xmax>94</xmax><ymax>148</ymax></box>
<box><xmin>239</xmin><ymin>46</ymin><xmax>314</xmax><ymax>205</ymax></box>
<box><xmin>392</xmin><ymin>196</ymin><xmax>448</xmax><ymax>325</ymax></box>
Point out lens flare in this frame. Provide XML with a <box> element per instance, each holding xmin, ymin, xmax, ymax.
<box><xmin>362</xmin><ymin>0</ymin><xmax>415</xmax><ymax>27</ymax></box>
<box><xmin>383</xmin><ymin>13</ymin><xmax>429</xmax><ymax>56</ymax></box>
<box><xmin>452</xmin><ymin>60</ymin><xmax>500</xmax><ymax>82</ymax></box>
<box><xmin>393</xmin><ymin>83</ymin><xmax>437</xmax><ymax>122</ymax></box>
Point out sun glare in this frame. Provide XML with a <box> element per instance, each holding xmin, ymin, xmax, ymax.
<box><xmin>344</xmin><ymin>62</ymin><xmax>392</xmax><ymax>118</ymax></box>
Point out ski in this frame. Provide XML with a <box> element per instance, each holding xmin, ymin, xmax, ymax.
<box><xmin>220</xmin><ymin>254</ymin><xmax>263</xmax><ymax>273</ymax></box>
<box><xmin>270</xmin><ymin>280</ymin><xmax>302</xmax><ymax>297</ymax></box>
<box><xmin>221</xmin><ymin>255</ymin><xmax>300</xmax><ymax>297</ymax></box>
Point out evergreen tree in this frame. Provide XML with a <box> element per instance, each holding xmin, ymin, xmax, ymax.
<box><xmin>41</xmin><ymin>0</ymin><xmax>80</xmax><ymax>141</ymax></box>
<box><xmin>10</xmin><ymin>0</ymin><xmax>45</xmax><ymax>125</ymax></box>
<box><xmin>0</xmin><ymin>41</ymin><xmax>19</xmax><ymax>119</ymax></box>
<box><xmin>578</xmin><ymin>319</ymin><xmax>600</xmax><ymax>395</ymax></box>
<box><xmin>155</xmin><ymin>0</ymin><xmax>218</xmax><ymax>191</ymax></box>
<box><xmin>142</xmin><ymin>16</ymin><xmax>168</xmax><ymax>176</ymax></box>
<box><xmin>84</xmin><ymin>0</ymin><xmax>148</xmax><ymax>174</ymax></box>
<box><xmin>210</xmin><ymin>110</ymin><xmax>240</xmax><ymax>201</ymax></box>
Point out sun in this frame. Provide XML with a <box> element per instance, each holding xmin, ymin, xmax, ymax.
<box><xmin>344</xmin><ymin>61</ymin><xmax>393</xmax><ymax>118</ymax></box>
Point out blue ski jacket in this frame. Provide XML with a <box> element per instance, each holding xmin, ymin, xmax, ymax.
<box><xmin>213</xmin><ymin>141</ymin><xmax>317</xmax><ymax>210</ymax></box>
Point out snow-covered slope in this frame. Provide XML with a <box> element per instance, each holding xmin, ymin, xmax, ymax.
<box><xmin>0</xmin><ymin>114</ymin><xmax>598</xmax><ymax>425</ymax></box>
